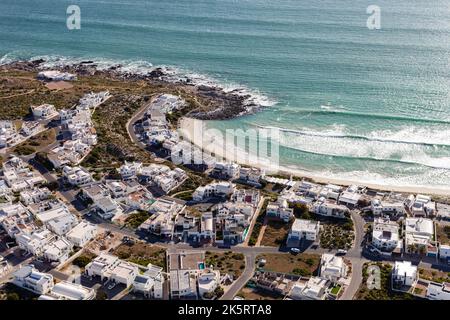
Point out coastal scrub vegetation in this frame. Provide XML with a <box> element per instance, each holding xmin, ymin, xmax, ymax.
<box><xmin>356</xmin><ymin>263</ymin><xmax>419</xmax><ymax>300</ymax></box>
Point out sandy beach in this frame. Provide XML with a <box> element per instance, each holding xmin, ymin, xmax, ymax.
<box><xmin>179</xmin><ymin>117</ymin><xmax>450</xmax><ymax>196</ymax></box>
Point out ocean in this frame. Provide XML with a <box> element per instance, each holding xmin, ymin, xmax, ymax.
<box><xmin>1</xmin><ymin>0</ymin><xmax>450</xmax><ymax>190</ymax></box>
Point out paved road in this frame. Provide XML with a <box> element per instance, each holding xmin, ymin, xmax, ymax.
<box><xmin>221</xmin><ymin>252</ymin><xmax>257</xmax><ymax>300</ymax></box>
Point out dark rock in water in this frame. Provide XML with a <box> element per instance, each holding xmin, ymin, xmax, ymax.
<box><xmin>80</xmin><ymin>61</ymin><xmax>94</xmax><ymax>65</ymax></box>
<box><xmin>148</xmin><ymin>68</ymin><xmax>165</xmax><ymax>78</ymax></box>
<box><xmin>108</xmin><ymin>64</ymin><xmax>122</xmax><ymax>71</ymax></box>
<box><xmin>30</xmin><ymin>59</ymin><xmax>45</xmax><ymax>66</ymax></box>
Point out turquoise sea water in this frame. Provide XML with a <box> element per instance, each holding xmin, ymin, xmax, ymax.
<box><xmin>1</xmin><ymin>0</ymin><xmax>450</xmax><ymax>189</ymax></box>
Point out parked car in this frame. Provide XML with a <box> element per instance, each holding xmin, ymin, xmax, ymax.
<box><xmin>337</xmin><ymin>249</ymin><xmax>347</xmax><ymax>255</ymax></box>
<box><xmin>290</xmin><ymin>248</ymin><xmax>301</xmax><ymax>254</ymax></box>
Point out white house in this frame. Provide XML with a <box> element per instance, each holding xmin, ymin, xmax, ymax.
<box><xmin>16</xmin><ymin>229</ymin><xmax>55</xmax><ymax>256</ymax></box>
<box><xmin>66</xmin><ymin>221</ymin><xmax>98</xmax><ymax>247</ymax></box>
<box><xmin>266</xmin><ymin>198</ymin><xmax>293</xmax><ymax>222</ymax></box>
<box><xmin>371</xmin><ymin>199</ymin><xmax>405</xmax><ymax>217</ymax></box>
<box><xmin>95</xmin><ymin>196</ymin><xmax>123</xmax><ymax>220</ymax></box>
<box><xmin>288</xmin><ymin>277</ymin><xmax>330</xmax><ymax>300</ymax></box>
<box><xmin>404</xmin><ymin>218</ymin><xmax>435</xmax><ymax>254</ymax></box>
<box><xmin>43</xmin><ymin>238</ymin><xmax>73</xmax><ymax>263</ymax></box>
<box><xmin>12</xmin><ymin>265</ymin><xmax>54</xmax><ymax>295</ymax></box>
<box><xmin>312</xmin><ymin>199</ymin><xmax>349</xmax><ymax>219</ymax></box>
<box><xmin>439</xmin><ymin>244</ymin><xmax>450</xmax><ymax>261</ymax></box>
<box><xmin>39</xmin><ymin>281</ymin><xmax>95</xmax><ymax>300</ymax></box>
<box><xmin>426</xmin><ymin>282</ymin><xmax>450</xmax><ymax>300</ymax></box>
<box><xmin>319</xmin><ymin>253</ymin><xmax>347</xmax><ymax>283</ymax></box>
<box><xmin>287</xmin><ymin>219</ymin><xmax>320</xmax><ymax>244</ymax></box>
<box><xmin>37</xmin><ymin>70</ymin><xmax>77</xmax><ymax>81</ymax></box>
<box><xmin>30</xmin><ymin>104</ymin><xmax>57</xmax><ymax>120</ymax></box>
<box><xmin>198</xmin><ymin>269</ymin><xmax>220</xmax><ymax>299</ymax></box>
<box><xmin>85</xmin><ymin>253</ymin><xmax>138</xmax><ymax>287</ymax></box>
<box><xmin>192</xmin><ymin>182</ymin><xmax>235</xmax><ymax>202</ymax></box>
<box><xmin>119</xmin><ymin>161</ymin><xmax>142</xmax><ymax>179</ymax></box>
<box><xmin>63</xmin><ymin>166</ymin><xmax>92</xmax><ymax>186</ymax></box>
<box><xmin>132</xmin><ymin>264</ymin><xmax>164</xmax><ymax>299</ymax></box>
<box><xmin>392</xmin><ymin>261</ymin><xmax>418</xmax><ymax>288</ymax></box>
<box><xmin>372</xmin><ymin>217</ymin><xmax>400</xmax><ymax>252</ymax></box>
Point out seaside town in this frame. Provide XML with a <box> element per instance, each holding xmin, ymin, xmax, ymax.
<box><xmin>0</xmin><ymin>62</ymin><xmax>450</xmax><ymax>302</ymax></box>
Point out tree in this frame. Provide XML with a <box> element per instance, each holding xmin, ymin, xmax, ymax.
<box><xmin>214</xmin><ymin>286</ymin><xmax>224</xmax><ymax>298</ymax></box>
<box><xmin>96</xmin><ymin>290</ymin><xmax>108</xmax><ymax>300</ymax></box>
<box><xmin>73</xmin><ymin>255</ymin><xmax>92</xmax><ymax>268</ymax></box>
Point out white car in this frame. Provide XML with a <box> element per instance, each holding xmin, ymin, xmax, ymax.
<box><xmin>290</xmin><ymin>248</ymin><xmax>301</xmax><ymax>254</ymax></box>
<box><xmin>337</xmin><ymin>249</ymin><xmax>347</xmax><ymax>255</ymax></box>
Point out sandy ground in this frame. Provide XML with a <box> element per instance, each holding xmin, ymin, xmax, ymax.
<box><xmin>178</xmin><ymin>117</ymin><xmax>450</xmax><ymax>196</ymax></box>
<box><xmin>45</xmin><ymin>81</ymin><xmax>74</xmax><ymax>90</ymax></box>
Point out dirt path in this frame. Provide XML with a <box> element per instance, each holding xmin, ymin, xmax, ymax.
<box><xmin>255</xmin><ymin>217</ymin><xmax>269</xmax><ymax>247</ymax></box>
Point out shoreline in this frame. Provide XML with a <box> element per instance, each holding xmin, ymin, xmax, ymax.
<box><xmin>179</xmin><ymin>117</ymin><xmax>450</xmax><ymax>197</ymax></box>
<box><xmin>3</xmin><ymin>58</ymin><xmax>450</xmax><ymax>197</ymax></box>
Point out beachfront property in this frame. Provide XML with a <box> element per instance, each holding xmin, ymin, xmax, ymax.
<box><xmin>39</xmin><ymin>281</ymin><xmax>96</xmax><ymax>300</ymax></box>
<box><xmin>338</xmin><ymin>185</ymin><xmax>364</xmax><ymax>208</ymax></box>
<box><xmin>66</xmin><ymin>221</ymin><xmax>98</xmax><ymax>247</ymax></box>
<box><xmin>12</xmin><ymin>265</ymin><xmax>54</xmax><ymax>295</ymax></box>
<box><xmin>192</xmin><ymin>181</ymin><xmax>235</xmax><ymax>202</ymax></box>
<box><xmin>312</xmin><ymin>198</ymin><xmax>349</xmax><ymax>219</ymax></box>
<box><xmin>85</xmin><ymin>253</ymin><xmax>138</xmax><ymax>287</ymax></box>
<box><xmin>287</xmin><ymin>219</ymin><xmax>320</xmax><ymax>246</ymax></box>
<box><xmin>288</xmin><ymin>276</ymin><xmax>331</xmax><ymax>300</ymax></box>
<box><xmin>62</xmin><ymin>165</ymin><xmax>93</xmax><ymax>186</ymax></box>
<box><xmin>371</xmin><ymin>198</ymin><xmax>405</xmax><ymax>217</ymax></box>
<box><xmin>30</xmin><ymin>104</ymin><xmax>58</xmax><ymax>120</ymax></box>
<box><xmin>238</xmin><ymin>167</ymin><xmax>264</xmax><ymax>186</ymax></box>
<box><xmin>150</xmin><ymin>94</ymin><xmax>187</xmax><ymax>114</ymax></box>
<box><xmin>211</xmin><ymin>162</ymin><xmax>241</xmax><ymax>180</ymax></box>
<box><xmin>392</xmin><ymin>261</ymin><xmax>418</xmax><ymax>290</ymax></box>
<box><xmin>37</xmin><ymin>70</ymin><xmax>77</xmax><ymax>81</ymax></box>
<box><xmin>319</xmin><ymin>253</ymin><xmax>348</xmax><ymax>283</ymax></box>
<box><xmin>266</xmin><ymin>198</ymin><xmax>294</xmax><ymax>222</ymax></box>
<box><xmin>406</xmin><ymin>194</ymin><xmax>436</xmax><ymax>217</ymax></box>
<box><xmin>372</xmin><ymin>217</ymin><xmax>400</xmax><ymax>253</ymax></box>
<box><xmin>404</xmin><ymin>217</ymin><xmax>435</xmax><ymax>255</ymax></box>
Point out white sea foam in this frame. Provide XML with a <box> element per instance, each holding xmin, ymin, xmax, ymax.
<box><xmin>27</xmin><ymin>54</ymin><xmax>276</xmax><ymax>111</ymax></box>
<box><xmin>266</xmin><ymin>124</ymin><xmax>450</xmax><ymax>170</ymax></box>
